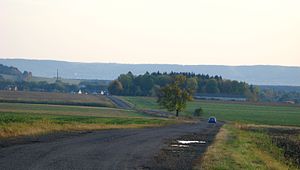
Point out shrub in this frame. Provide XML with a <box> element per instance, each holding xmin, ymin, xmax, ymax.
<box><xmin>194</xmin><ymin>107</ymin><xmax>204</xmax><ymax>117</ymax></box>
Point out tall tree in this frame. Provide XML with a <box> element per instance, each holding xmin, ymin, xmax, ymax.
<box><xmin>117</xmin><ymin>73</ymin><xmax>134</xmax><ymax>95</ymax></box>
<box><xmin>157</xmin><ymin>75</ymin><xmax>193</xmax><ymax>117</ymax></box>
<box><xmin>108</xmin><ymin>80</ymin><xmax>123</xmax><ymax>95</ymax></box>
<box><xmin>187</xmin><ymin>77</ymin><xmax>198</xmax><ymax>93</ymax></box>
<box><xmin>205</xmin><ymin>79</ymin><xmax>220</xmax><ymax>93</ymax></box>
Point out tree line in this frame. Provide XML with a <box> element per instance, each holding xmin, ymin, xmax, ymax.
<box><xmin>0</xmin><ymin>79</ymin><xmax>107</xmax><ymax>94</ymax></box>
<box><xmin>259</xmin><ymin>89</ymin><xmax>300</xmax><ymax>104</ymax></box>
<box><xmin>108</xmin><ymin>71</ymin><xmax>259</xmax><ymax>101</ymax></box>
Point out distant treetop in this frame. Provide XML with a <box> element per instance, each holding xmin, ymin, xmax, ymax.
<box><xmin>108</xmin><ymin>71</ymin><xmax>259</xmax><ymax>101</ymax></box>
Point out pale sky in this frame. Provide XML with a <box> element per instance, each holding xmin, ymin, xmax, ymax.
<box><xmin>0</xmin><ymin>0</ymin><xmax>300</xmax><ymax>66</ymax></box>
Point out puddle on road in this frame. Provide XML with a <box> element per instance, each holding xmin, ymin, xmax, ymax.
<box><xmin>171</xmin><ymin>144</ymin><xmax>189</xmax><ymax>148</ymax></box>
<box><xmin>177</xmin><ymin>140</ymin><xmax>206</xmax><ymax>144</ymax></box>
<box><xmin>171</xmin><ymin>140</ymin><xmax>206</xmax><ymax>148</ymax></box>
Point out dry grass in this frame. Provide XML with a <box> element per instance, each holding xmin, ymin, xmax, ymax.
<box><xmin>0</xmin><ymin>120</ymin><xmax>162</xmax><ymax>139</ymax></box>
<box><xmin>236</xmin><ymin>123</ymin><xmax>300</xmax><ymax>130</ymax></box>
<box><xmin>194</xmin><ymin>124</ymin><xmax>295</xmax><ymax>170</ymax></box>
<box><xmin>0</xmin><ymin>90</ymin><xmax>114</xmax><ymax>107</ymax></box>
<box><xmin>194</xmin><ymin>127</ymin><xmax>229</xmax><ymax>170</ymax></box>
<box><xmin>254</xmin><ymin>149</ymin><xmax>290</xmax><ymax>170</ymax></box>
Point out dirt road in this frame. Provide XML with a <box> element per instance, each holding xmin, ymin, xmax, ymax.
<box><xmin>107</xmin><ymin>95</ymin><xmax>174</xmax><ymax>117</ymax></box>
<box><xmin>106</xmin><ymin>96</ymin><xmax>133</xmax><ymax>109</ymax></box>
<box><xmin>0</xmin><ymin>122</ymin><xmax>222</xmax><ymax>170</ymax></box>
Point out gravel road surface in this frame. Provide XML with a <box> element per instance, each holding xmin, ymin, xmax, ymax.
<box><xmin>0</xmin><ymin>122</ymin><xmax>222</xmax><ymax>170</ymax></box>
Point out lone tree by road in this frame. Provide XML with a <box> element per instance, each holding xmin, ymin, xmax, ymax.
<box><xmin>157</xmin><ymin>75</ymin><xmax>194</xmax><ymax>117</ymax></box>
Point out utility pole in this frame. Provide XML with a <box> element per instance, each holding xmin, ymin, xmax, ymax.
<box><xmin>56</xmin><ymin>69</ymin><xmax>59</xmax><ymax>81</ymax></box>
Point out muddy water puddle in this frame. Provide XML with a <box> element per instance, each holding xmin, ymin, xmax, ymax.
<box><xmin>148</xmin><ymin>132</ymin><xmax>214</xmax><ymax>170</ymax></box>
<box><xmin>170</xmin><ymin>140</ymin><xmax>206</xmax><ymax>148</ymax></box>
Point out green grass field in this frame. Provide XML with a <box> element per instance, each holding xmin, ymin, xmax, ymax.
<box><xmin>119</xmin><ymin>96</ymin><xmax>300</xmax><ymax>126</ymax></box>
<box><xmin>0</xmin><ymin>102</ymin><xmax>173</xmax><ymax>138</ymax></box>
<box><xmin>0</xmin><ymin>112</ymin><xmax>165</xmax><ymax>125</ymax></box>
<box><xmin>0</xmin><ymin>103</ymin><xmax>143</xmax><ymax>118</ymax></box>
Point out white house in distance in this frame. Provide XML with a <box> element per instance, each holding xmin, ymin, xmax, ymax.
<box><xmin>78</xmin><ymin>89</ymin><xmax>82</xmax><ymax>94</ymax></box>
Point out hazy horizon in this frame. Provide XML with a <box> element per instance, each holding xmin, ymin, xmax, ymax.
<box><xmin>1</xmin><ymin>0</ymin><xmax>300</xmax><ymax>66</ymax></box>
<box><xmin>2</xmin><ymin>58</ymin><xmax>300</xmax><ymax>86</ymax></box>
<box><xmin>2</xmin><ymin>58</ymin><xmax>300</xmax><ymax>68</ymax></box>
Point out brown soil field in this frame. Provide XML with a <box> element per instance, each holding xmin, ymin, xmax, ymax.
<box><xmin>0</xmin><ymin>90</ymin><xmax>114</xmax><ymax>107</ymax></box>
<box><xmin>268</xmin><ymin>128</ymin><xmax>300</xmax><ymax>167</ymax></box>
<box><xmin>245</xmin><ymin>126</ymin><xmax>300</xmax><ymax>168</ymax></box>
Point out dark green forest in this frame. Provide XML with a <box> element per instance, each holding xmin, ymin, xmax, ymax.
<box><xmin>108</xmin><ymin>72</ymin><xmax>259</xmax><ymax>101</ymax></box>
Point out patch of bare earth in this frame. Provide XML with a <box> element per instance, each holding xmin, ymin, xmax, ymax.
<box><xmin>143</xmin><ymin>124</ymin><xmax>222</xmax><ymax>170</ymax></box>
<box><xmin>240</xmin><ymin>124</ymin><xmax>300</xmax><ymax>168</ymax></box>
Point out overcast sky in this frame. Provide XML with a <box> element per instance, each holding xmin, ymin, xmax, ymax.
<box><xmin>0</xmin><ymin>0</ymin><xmax>299</xmax><ymax>66</ymax></box>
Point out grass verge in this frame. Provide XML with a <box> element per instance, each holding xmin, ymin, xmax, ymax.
<box><xmin>195</xmin><ymin>124</ymin><xmax>298</xmax><ymax>170</ymax></box>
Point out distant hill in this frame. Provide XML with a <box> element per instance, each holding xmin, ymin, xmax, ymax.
<box><xmin>259</xmin><ymin>85</ymin><xmax>300</xmax><ymax>93</ymax></box>
<box><xmin>1</xmin><ymin>59</ymin><xmax>300</xmax><ymax>86</ymax></box>
<box><xmin>0</xmin><ymin>63</ymin><xmax>32</xmax><ymax>81</ymax></box>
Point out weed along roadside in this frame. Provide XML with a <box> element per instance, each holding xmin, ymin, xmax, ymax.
<box><xmin>195</xmin><ymin>123</ymin><xmax>300</xmax><ymax>170</ymax></box>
